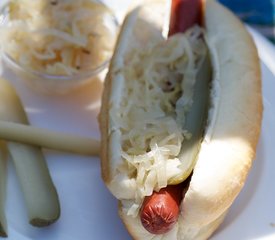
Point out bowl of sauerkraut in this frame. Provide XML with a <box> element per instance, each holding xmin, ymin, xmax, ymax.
<box><xmin>0</xmin><ymin>0</ymin><xmax>119</xmax><ymax>94</ymax></box>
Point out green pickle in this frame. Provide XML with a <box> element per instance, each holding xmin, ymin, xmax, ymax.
<box><xmin>169</xmin><ymin>51</ymin><xmax>212</xmax><ymax>185</ymax></box>
<box><xmin>0</xmin><ymin>78</ymin><xmax>60</xmax><ymax>227</ymax></box>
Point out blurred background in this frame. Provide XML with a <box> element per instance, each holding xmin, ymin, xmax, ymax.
<box><xmin>219</xmin><ymin>0</ymin><xmax>275</xmax><ymax>42</ymax></box>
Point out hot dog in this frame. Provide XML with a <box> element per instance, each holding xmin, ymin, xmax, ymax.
<box><xmin>141</xmin><ymin>179</ymin><xmax>190</xmax><ymax>234</ymax></box>
<box><xmin>140</xmin><ymin>184</ymin><xmax>183</xmax><ymax>234</ymax></box>
<box><xmin>139</xmin><ymin>0</ymin><xmax>202</xmax><ymax>234</ymax></box>
<box><xmin>99</xmin><ymin>0</ymin><xmax>262</xmax><ymax>239</ymax></box>
<box><xmin>169</xmin><ymin>0</ymin><xmax>203</xmax><ymax>35</ymax></box>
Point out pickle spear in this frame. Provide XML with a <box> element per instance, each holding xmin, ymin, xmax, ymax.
<box><xmin>0</xmin><ymin>142</ymin><xmax>7</xmax><ymax>237</ymax></box>
<box><xmin>0</xmin><ymin>78</ymin><xmax>60</xmax><ymax>226</ymax></box>
<box><xmin>169</xmin><ymin>51</ymin><xmax>211</xmax><ymax>185</ymax></box>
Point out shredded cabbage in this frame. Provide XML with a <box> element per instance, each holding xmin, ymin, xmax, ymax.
<box><xmin>0</xmin><ymin>0</ymin><xmax>117</xmax><ymax>75</ymax></box>
<box><xmin>111</xmin><ymin>26</ymin><xmax>207</xmax><ymax>216</ymax></box>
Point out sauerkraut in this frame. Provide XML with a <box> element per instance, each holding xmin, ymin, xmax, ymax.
<box><xmin>0</xmin><ymin>0</ymin><xmax>118</xmax><ymax>75</ymax></box>
<box><xmin>110</xmin><ymin>26</ymin><xmax>207</xmax><ymax>216</ymax></box>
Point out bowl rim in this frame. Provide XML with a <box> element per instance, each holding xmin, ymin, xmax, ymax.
<box><xmin>0</xmin><ymin>1</ymin><xmax>119</xmax><ymax>81</ymax></box>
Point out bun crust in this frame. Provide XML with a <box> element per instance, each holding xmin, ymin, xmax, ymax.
<box><xmin>179</xmin><ymin>0</ymin><xmax>262</xmax><ymax>231</ymax></box>
<box><xmin>99</xmin><ymin>0</ymin><xmax>262</xmax><ymax>239</ymax></box>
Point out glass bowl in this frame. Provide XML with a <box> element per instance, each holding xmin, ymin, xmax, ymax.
<box><xmin>0</xmin><ymin>1</ymin><xmax>119</xmax><ymax>95</ymax></box>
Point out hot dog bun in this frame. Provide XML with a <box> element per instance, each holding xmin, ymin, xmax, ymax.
<box><xmin>99</xmin><ymin>0</ymin><xmax>262</xmax><ymax>239</ymax></box>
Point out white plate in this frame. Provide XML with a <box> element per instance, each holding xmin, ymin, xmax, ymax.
<box><xmin>1</xmin><ymin>1</ymin><xmax>275</xmax><ymax>239</ymax></box>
